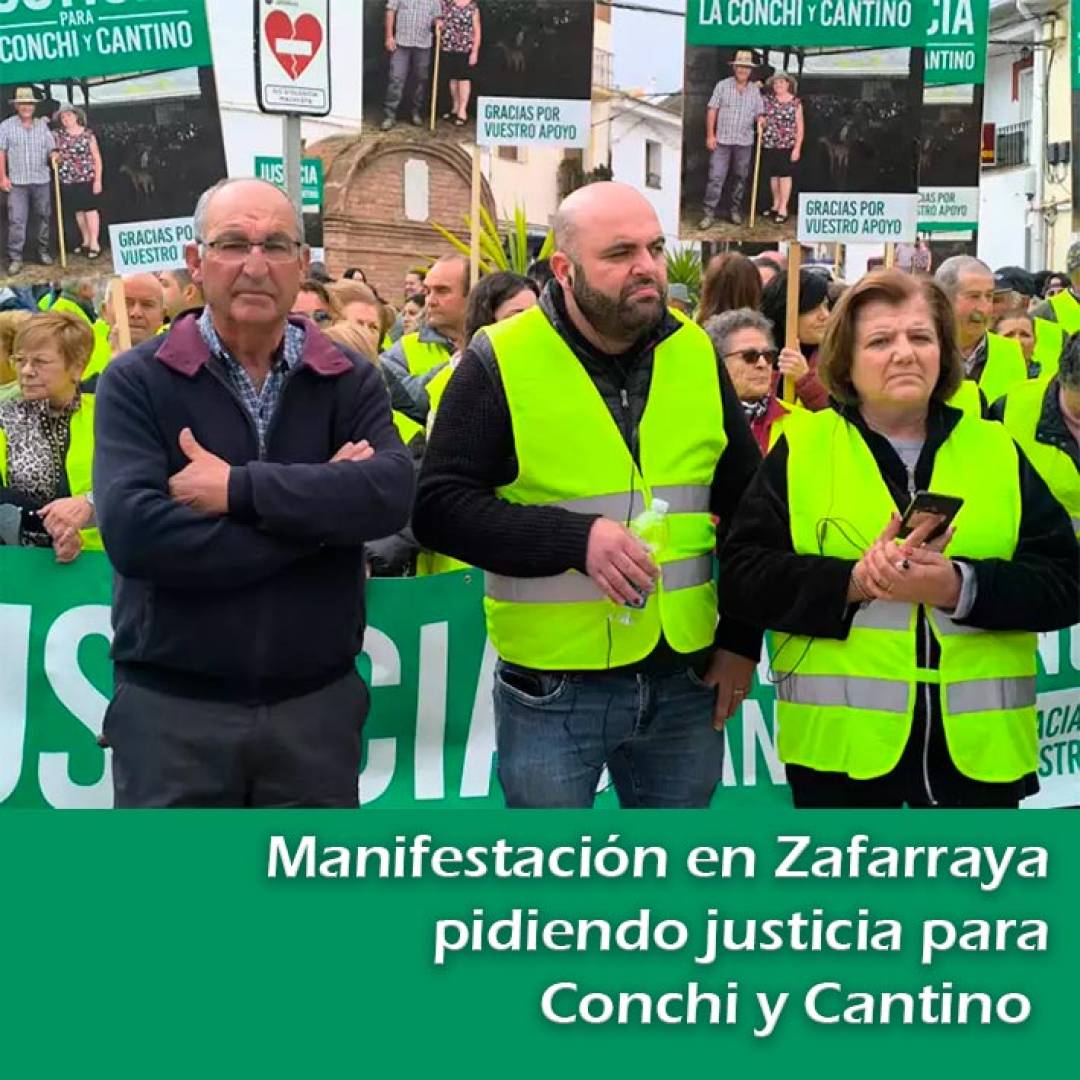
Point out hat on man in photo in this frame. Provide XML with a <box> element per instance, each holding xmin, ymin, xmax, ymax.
<box><xmin>993</xmin><ymin>266</ymin><xmax>1036</xmax><ymax>298</ymax></box>
<box><xmin>9</xmin><ymin>87</ymin><xmax>38</xmax><ymax>105</ymax></box>
<box><xmin>730</xmin><ymin>50</ymin><xmax>756</xmax><ymax>68</ymax></box>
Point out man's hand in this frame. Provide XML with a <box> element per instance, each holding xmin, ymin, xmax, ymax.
<box><xmin>0</xmin><ymin>177</ymin><xmax>11</xmax><ymax>193</ymax></box>
<box><xmin>706</xmin><ymin>133</ymin><xmax>718</xmax><ymax>152</ymax></box>
<box><xmin>331</xmin><ymin>440</ymin><xmax>375</xmax><ymax>463</ymax></box>
<box><xmin>168</xmin><ymin>428</ymin><xmax>230</xmax><ymax>515</ymax></box>
<box><xmin>40</xmin><ymin>496</ymin><xmax>93</xmax><ymax>534</ymax></box>
<box><xmin>385</xmin><ymin>34</ymin><xmax>396</xmax><ymax>52</ymax></box>
<box><xmin>51</xmin><ymin>525</ymin><xmax>82</xmax><ymax>564</ymax></box>
<box><xmin>585</xmin><ymin>517</ymin><xmax>658</xmax><ymax>607</ymax></box>
<box><xmin>702</xmin><ymin>649</ymin><xmax>757</xmax><ymax>730</ymax></box>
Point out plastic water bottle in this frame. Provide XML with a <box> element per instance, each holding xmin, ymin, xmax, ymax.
<box><xmin>614</xmin><ymin>498</ymin><xmax>669</xmax><ymax>625</ymax></box>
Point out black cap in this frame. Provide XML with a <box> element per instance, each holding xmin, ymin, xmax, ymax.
<box><xmin>993</xmin><ymin>266</ymin><xmax>1036</xmax><ymax>297</ymax></box>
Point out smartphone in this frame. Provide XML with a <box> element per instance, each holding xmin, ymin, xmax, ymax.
<box><xmin>898</xmin><ymin>491</ymin><xmax>964</xmax><ymax>543</ymax></box>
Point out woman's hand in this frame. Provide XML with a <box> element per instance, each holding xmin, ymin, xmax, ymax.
<box><xmin>92</xmin><ymin>178</ymin><xmax>102</xmax><ymax>195</ymax></box>
<box><xmin>776</xmin><ymin>346</ymin><xmax>808</xmax><ymax>382</ymax></box>
<box><xmin>850</xmin><ymin>513</ymin><xmax>959</xmax><ymax>607</ymax></box>
<box><xmin>40</xmin><ymin>495</ymin><xmax>93</xmax><ymax>533</ymax></box>
<box><xmin>790</xmin><ymin>147</ymin><xmax>801</xmax><ymax>163</ymax></box>
<box><xmin>51</xmin><ymin>525</ymin><xmax>83</xmax><ymax>564</ymax></box>
<box><xmin>469</xmin><ymin>50</ymin><xmax>478</xmax><ymax>67</ymax></box>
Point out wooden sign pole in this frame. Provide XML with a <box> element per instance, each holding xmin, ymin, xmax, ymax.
<box><xmin>782</xmin><ymin>244</ymin><xmax>802</xmax><ymax>403</ymax></box>
<box><xmin>469</xmin><ymin>144</ymin><xmax>482</xmax><ymax>288</ymax></box>
<box><xmin>107</xmin><ymin>276</ymin><xmax>132</xmax><ymax>354</ymax></box>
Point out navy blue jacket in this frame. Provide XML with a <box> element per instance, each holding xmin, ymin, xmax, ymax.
<box><xmin>93</xmin><ymin>312</ymin><xmax>414</xmax><ymax>703</ymax></box>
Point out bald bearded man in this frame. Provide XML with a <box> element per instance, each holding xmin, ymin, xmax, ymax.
<box><xmin>414</xmin><ymin>181</ymin><xmax>763</xmax><ymax>809</ymax></box>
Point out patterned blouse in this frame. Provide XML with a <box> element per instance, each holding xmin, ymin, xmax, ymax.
<box><xmin>0</xmin><ymin>394</ymin><xmax>80</xmax><ymax>545</ymax></box>
<box><xmin>440</xmin><ymin>0</ymin><xmax>477</xmax><ymax>53</ymax></box>
<box><xmin>56</xmin><ymin>129</ymin><xmax>96</xmax><ymax>185</ymax></box>
<box><xmin>762</xmin><ymin>96</ymin><xmax>800</xmax><ymax>151</ymax></box>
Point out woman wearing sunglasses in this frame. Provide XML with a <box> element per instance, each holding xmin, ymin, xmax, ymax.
<box><xmin>703</xmin><ymin>308</ymin><xmax>807</xmax><ymax>453</ymax></box>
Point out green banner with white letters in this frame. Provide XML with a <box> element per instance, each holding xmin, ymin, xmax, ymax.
<box><xmin>1</xmin><ymin>548</ymin><xmax>1077</xmax><ymax>809</ymax></box>
<box><xmin>0</xmin><ymin>0</ymin><xmax>213</xmax><ymax>83</ymax></box>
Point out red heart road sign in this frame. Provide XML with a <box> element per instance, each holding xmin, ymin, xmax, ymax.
<box><xmin>264</xmin><ymin>10</ymin><xmax>324</xmax><ymax>81</ymax></box>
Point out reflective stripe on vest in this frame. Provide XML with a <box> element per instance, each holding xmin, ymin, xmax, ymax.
<box><xmin>0</xmin><ymin>394</ymin><xmax>102</xmax><ymax>551</ymax></box>
<box><xmin>776</xmin><ymin>407</ymin><xmax>1037</xmax><ymax>782</ymax></box>
<box><xmin>1002</xmin><ymin>377</ymin><xmax>1080</xmax><ymax>537</ymax></box>
<box><xmin>481</xmin><ymin>306</ymin><xmax>727</xmax><ymax>670</ymax></box>
<box><xmin>979</xmin><ymin>332</ymin><xmax>1028</xmax><ymax>407</ymax></box>
<box><xmin>777</xmin><ymin>672</ymin><xmax>1036</xmax><ymax>716</ymax></box>
<box><xmin>1049</xmin><ymin>289</ymin><xmax>1080</xmax><ymax>335</ymax></box>
<box><xmin>401</xmin><ymin>332</ymin><xmax>450</xmax><ymax>377</ymax></box>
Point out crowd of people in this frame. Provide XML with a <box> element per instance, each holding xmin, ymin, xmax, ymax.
<box><xmin>0</xmin><ymin>174</ymin><xmax>1076</xmax><ymax>812</ymax></box>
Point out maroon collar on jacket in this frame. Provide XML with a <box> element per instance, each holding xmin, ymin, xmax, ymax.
<box><xmin>155</xmin><ymin>311</ymin><xmax>353</xmax><ymax>378</ymax></box>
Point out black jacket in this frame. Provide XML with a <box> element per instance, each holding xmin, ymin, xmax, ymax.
<box><xmin>413</xmin><ymin>282</ymin><xmax>764</xmax><ymax>671</ymax></box>
<box><xmin>93</xmin><ymin>312</ymin><xmax>414</xmax><ymax>704</ymax></box>
<box><xmin>719</xmin><ymin>400</ymin><xmax>1079</xmax><ymax>800</ymax></box>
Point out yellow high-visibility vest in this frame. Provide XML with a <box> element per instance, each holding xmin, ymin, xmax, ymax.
<box><xmin>481</xmin><ymin>306</ymin><xmax>727</xmax><ymax>670</ymax></box>
<box><xmin>777</xmin><ymin>407</ymin><xmax>1037</xmax><ymax>782</ymax></box>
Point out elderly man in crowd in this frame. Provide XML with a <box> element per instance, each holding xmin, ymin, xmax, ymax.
<box><xmin>0</xmin><ymin>88</ymin><xmax>57</xmax><ymax>275</ymax></box>
<box><xmin>935</xmin><ymin>255</ymin><xmax>1027</xmax><ymax>410</ymax></box>
<box><xmin>158</xmin><ymin>267</ymin><xmax>205</xmax><ymax>324</ymax></box>
<box><xmin>104</xmin><ymin>273</ymin><xmax>166</xmax><ymax>350</ymax></box>
<box><xmin>699</xmin><ymin>51</ymin><xmax>764</xmax><ymax>230</ymax></box>
<box><xmin>93</xmin><ymin>177</ymin><xmax>414</xmax><ymax>808</ymax></box>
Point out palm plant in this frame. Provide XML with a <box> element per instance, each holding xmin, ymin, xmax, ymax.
<box><xmin>430</xmin><ymin>204</ymin><xmax>553</xmax><ymax>275</ymax></box>
<box><xmin>665</xmin><ymin>245</ymin><xmax>703</xmax><ymax>309</ymax></box>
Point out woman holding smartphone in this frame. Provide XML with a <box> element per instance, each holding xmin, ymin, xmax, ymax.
<box><xmin>719</xmin><ymin>269</ymin><xmax>1078</xmax><ymax>809</ymax></box>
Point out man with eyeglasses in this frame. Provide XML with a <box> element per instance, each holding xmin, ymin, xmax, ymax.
<box><xmin>414</xmin><ymin>182</ymin><xmax>763</xmax><ymax>809</ymax></box>
<box><xmin>92</xmin><ymin>177</ymin><xmax>414</xmax><ymax>809</ymax></box>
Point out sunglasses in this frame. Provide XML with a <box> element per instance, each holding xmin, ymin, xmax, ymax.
<box><xmin>724</xmin><ymin>348</ymin><xmax>778</xmax><ymax>366</ymax></box>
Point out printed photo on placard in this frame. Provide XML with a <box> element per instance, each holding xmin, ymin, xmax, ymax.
<box><xmin>361</xmin><ymin>0</ymin><xmax>594</xmax><ymax>145</ymax></box>
<box><xmin>0</xmin><ymin>1</ymin><xmax>226</xmax><ymax>290</ymax></box>
<box><xmin>680</xmin><ymin>45</ymin><xmax>923</xmax><ymax>244</ymax></box>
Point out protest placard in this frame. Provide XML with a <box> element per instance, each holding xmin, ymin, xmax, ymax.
<box><xmin>681</xmin><ymin>8</ymin><xmax>925</xmax><ymax>244</ymax></box>
<box><xmin>0</xmin><ymin>0</ymin><xmax>226</xmax><ymax>288</ymax></box>
<box><xmin>362</xmin><ymin>0</ymin><xmax>594</xmax><ymax>144</ymax></box>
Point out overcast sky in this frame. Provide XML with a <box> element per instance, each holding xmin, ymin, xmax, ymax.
<box><xmin>611</xmin><ymin>0</ymin><xmax>686</xmax><ymax>93</ymax></box>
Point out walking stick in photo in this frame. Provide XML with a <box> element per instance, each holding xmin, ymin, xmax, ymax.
<box><xmin>51</xmin><ymin>158</ymin><xmax>67</xmax><ymax>269</ymax></box>
<box><xmin>107</xmin><ymin>276</ymin><xmax>131</xmax><ymax>355</ymax></box>
<box><xmin>782</xmin><ymin>244</ymin><xmax>802</xmax><ymax>404</ymax></box>
<box><xmin>429</xmin><ymin>24</ymin><xmax>442</xmax><ymax>132</ymax></box>
<box><xmin>748</xmin><ymin>123</ymin><xmax>764</xmax><ymax>230</ymax></box>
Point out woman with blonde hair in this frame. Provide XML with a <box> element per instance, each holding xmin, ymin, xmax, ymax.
<box><xmin>322</xmin><ymin>320</ymin><xmax>378</xmax><ymax>365</ymax></box>
<box><xmin>328</xmin><ymin>280</ymin><xmax>385</xmax><ymax>356</ymax></box>
<box><xmin>0</xmin><ymin>311</ymin><xmax>102</xmax><ymax>559</ymax></box>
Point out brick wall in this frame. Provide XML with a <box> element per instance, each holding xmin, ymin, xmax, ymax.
<box><xmin>310</xmin><ymin>135</ymin><xmax>496</xmax><ymax>305</ymax></box>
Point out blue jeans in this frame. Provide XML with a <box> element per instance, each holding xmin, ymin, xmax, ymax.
<box><xmin>493</xmin><ymin>663</ymin><xmax>723</xmax><ymax>808</ymax></box>
<box><xmin>384</xmin><ymin>45</ymin><xmax>432</xmax><ymax>120</ymax></box>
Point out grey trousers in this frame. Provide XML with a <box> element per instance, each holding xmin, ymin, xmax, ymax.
<box><xmin>103</xmin><ymin>670</ymin><xmax>369</xmax><ymax>808</ymax></box>
<box><xmin>703</xmin><ymin>144</ymin><xmax>753</xmax><ymax>217</ymax></box>
<box><xmin>6</xmin><ymin>181</ymin><xmax>50</xmax><ymax>261</ymax></box>
<box><xmin>384</xmin><ymin>45</ymin><xmax>432</xmax><ymax>119</ymax></box>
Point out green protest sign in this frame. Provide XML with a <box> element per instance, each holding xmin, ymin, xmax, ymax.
<box><xmin>1</xmin><ymin>548</ymin><xmax>1077</xmax><ymax>809</ymax></box>
<box><xmin>925</xmin><ymin>0</ymin><xmax>988</xmax><ymax>85</ymax></box>
<box><xmin>254</xmin><ymin>155</ymin><xmax>324</xmax><ymax>211</ymax></box>
<box><xmin>0</xmin><ymin>0</ymin><xmax>213</xmax><ymax>83</ymax></box>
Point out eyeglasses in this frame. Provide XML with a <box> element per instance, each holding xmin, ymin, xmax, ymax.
<box><xmin>12</xmin><ymin>353</ymin><xmax>62</xmax><ymax>371</ymax></box>
<box><xmin>199</xmin><ymin>236</ymin><xmax>303</xmax><ymax>262</ymax></box>
<box><xmin>724</xmin><ymin>348</ymin><xmax>778</xmax><ymax>366</ymax></box>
